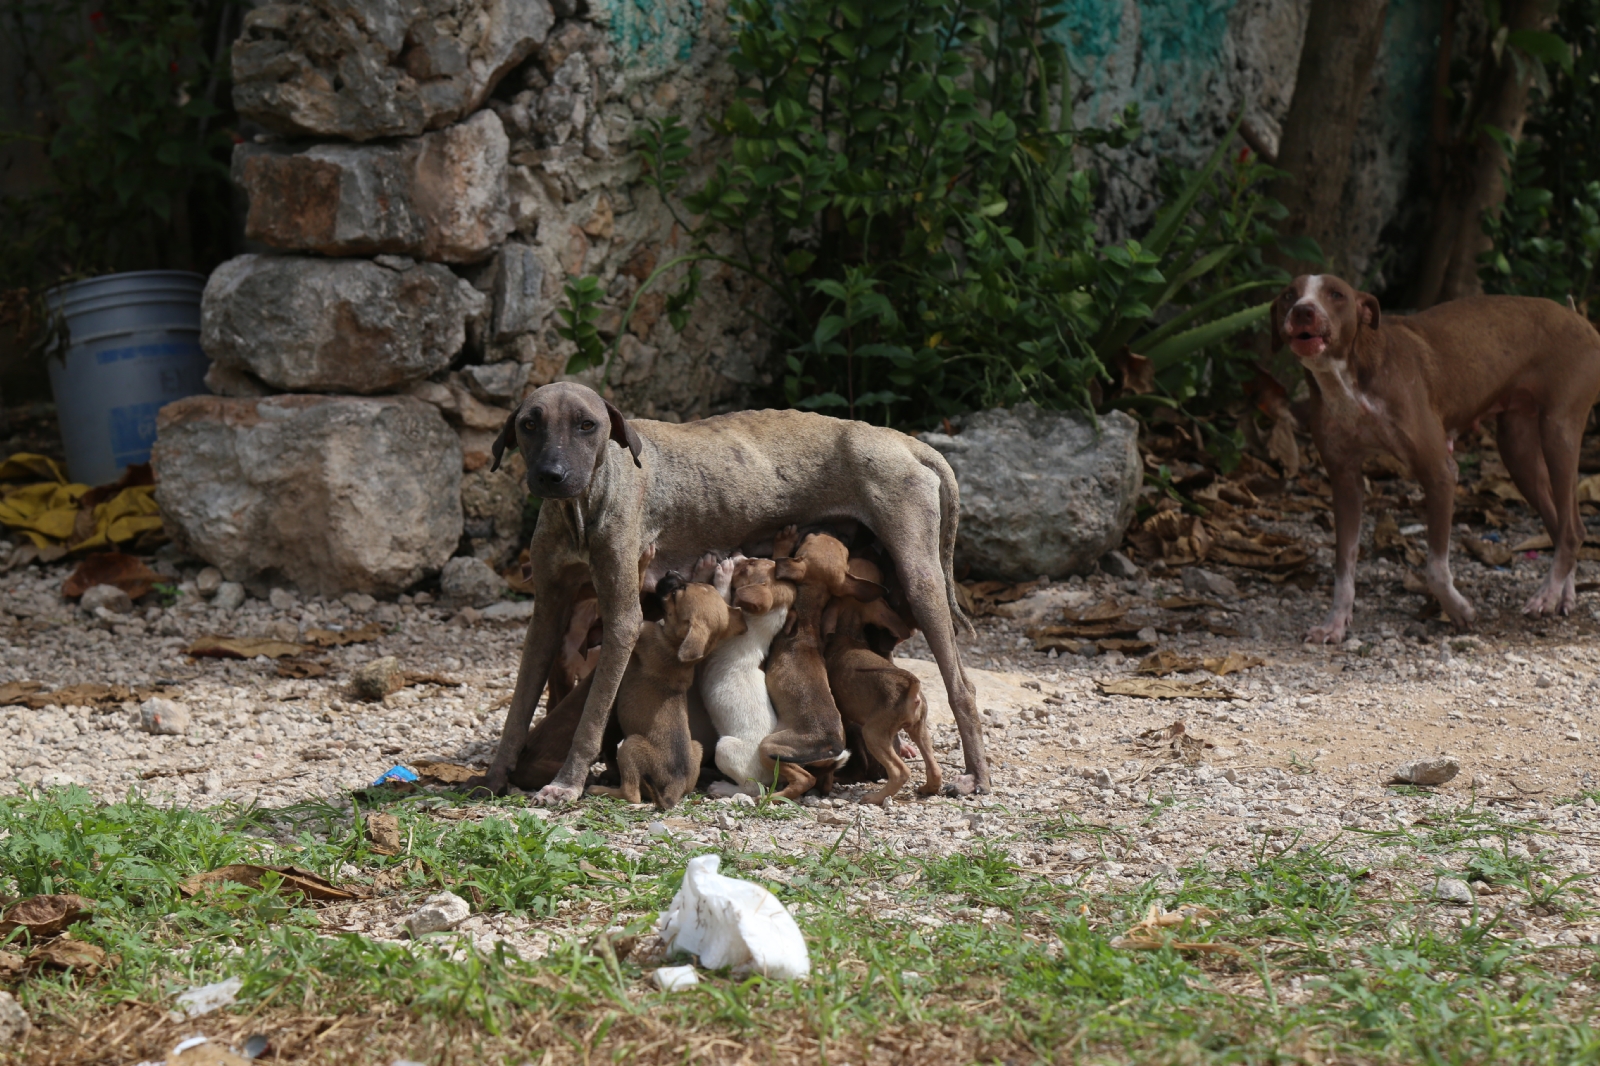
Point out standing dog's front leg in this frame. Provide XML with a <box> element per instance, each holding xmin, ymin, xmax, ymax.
<box><xmin>1308</xmin><ymin>460</ymin><xmax>1364</xmax><ymax>644</ymax></box>
<box><xmin>533</xmin><ymin>550</ymin><xmax>644</xmax><ymax>805</ymax></box>
<box><xmin>1416</xmin><ymin>448</ymin><xmax>1475</xmax><ymax>627</ymax></box>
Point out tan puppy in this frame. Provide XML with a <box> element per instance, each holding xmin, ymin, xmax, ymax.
<box><xmin>588</xmin><ymin>582</ymin><xmax>742</xmax><ymax>809</ymax></box>
<box><xmin>759</xmin><ymin>533</ymin><xmax>883</xmax><ymax>800</ymax></box>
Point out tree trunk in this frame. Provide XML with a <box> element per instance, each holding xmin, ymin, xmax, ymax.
<box><xmin>1268</xmin><ymin>0</ymin><xmax>1391</xmax><ymax>278</ymax></box>
<box><xmin>1412</xmin><ymin>0</ymin><xmax>1557</xmax><ymax>308</ymax></box>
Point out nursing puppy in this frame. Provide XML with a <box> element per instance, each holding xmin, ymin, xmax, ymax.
<box><xmin>759</xmin><ymin>532</ymin><xmax>883</xmax><ymax>799</ymax></box>
<box><xmin>588</xmin><ymin>581</ymin><xmax>740</xmax><ymax>809</ymax></box>
<box><xmin>699</xmin><ymin>551</ymin><xmax>801</xmax><ymax>796</ymax></box>
<box><xmin>824</xmin><ymin>591</ymin><xmax>941</xmax><ymax>804</ymax></box>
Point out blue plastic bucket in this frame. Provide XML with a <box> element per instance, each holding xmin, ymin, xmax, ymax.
<box><xmin>43</xmin><ymin>271</ymin><xmax>210</xmax><ymax>486</ymax></box>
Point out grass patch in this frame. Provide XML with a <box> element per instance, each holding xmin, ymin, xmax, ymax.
<box><xmin>2</xmin><ymin>788</ymin><xmax>1598</xmax><ymax>1064</ymax></box>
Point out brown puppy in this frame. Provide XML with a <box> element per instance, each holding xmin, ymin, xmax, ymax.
<box><xmin>823</xmin><ymin>593</ymin><xmax>941</xmax><ymax>804</ymax></box>
<box><xmin>547</xmin><ymin>591</ymin><xmax>601</xmax><ymax>707</ymax></box>
<box><xmin>759</xmin><ymin>533</ymin><xmax>883</xmax><ymax>800</ymax></box>
<box><xmin>588</xmin><ymin>582</ymin><xmax>742</xmax><ymax>809</ymax></box>
<box><xmin>508</xmin><ymin>673</ymin><xmax>623</xmax><ymax>792</ymax></box>
<box><xmin>1272</xmin><ymin>276</ymin><xmax>1600</xmax><ymax>642</ymax></box>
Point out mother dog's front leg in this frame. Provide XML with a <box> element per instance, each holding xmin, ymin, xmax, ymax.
<box><xmin>533</xmin><ymin>553</ymin><xmax>644</xmax><ymax>805</ymax></box>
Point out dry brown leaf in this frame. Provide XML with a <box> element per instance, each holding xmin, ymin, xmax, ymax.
<box><xmin>0</xmin><ymin>680</ymin><xmax>45</xmax><ymax>706</ymax></box>
<box><xmin>1032</xmin><ymin>635</ymin><xmax>1083</xmax><ymax>654</ymax></box>
<box><xmin>956</xmin><ymin>578</ymin><xmax>1046</xmax><ymax>618</ymax></box>
<box><xmin>1579</xmin><ymin>474</ymin><xmax>1600</xmax><ymax>503</ymax></box>
<box><xmin>411</xmin><ymin>759</ymin><xmax>481</xmax><ymax>784</ymax></box>
<box><xmin>26</xmin><ymin>936</ymin><xmax>112</xmax><ymax>975</ymax></box>
<box><xmin>303</xmin><ymin>623</ymin><xmax>386</xmax><ymax>648</ymax></box>
<box><xmin>1096</xmin><ymin>637</ymin><xmax>1157</xmax><ymax>654</ymax></box>
<box><xmin>1062</xmin><ymin>599</ymin><xmax>1127</xmax><ymax>623</ymax></box>
<box><xmin>1157</xmin><ymin>596</ymin><xmax>1225</xmax><ymax>611</ymax></box>
<box><xmin>1097</xmin><ymin>678</ymin><xmax>1236</xmax><ymax>700</ymax></box>
<box><xmin>1266</xmin><ymin>411</ymin><xmax>1301</xmax><ymax>478</ymax></box>
<box><xmin>1112</xmin><ymin>903</ymin><xmax>1238</xmax><ymax>954</ymax></box>
<box><xmin>0</xmin><ymin>894</ymin><xmax>94</xmax><ymax>938</ymax></box>
<box><xmin>1510</xmin><ymin>534</ymin><xmax>1552</xmax><ymax>553</ymax></box>
<box><xmin>1202</xmin><ymin>652</ymin><xmax>1264</xmax><ymax>676</ymax></box>
<box><xmin>179</xmin><ymin>864</ymin><xmax>358</xmax><ymax>903</ymax></box>
<box><xmin>1462</xmin><ymin>537</ymin><xmax>1514</xmax><ymax>566</ymax></box>
<box><xmin>1134</xmin><ymin>650</ymin><xmax>1203</xmax><ymax>676</ymax></box>
<box><xmin>61</xmin><ymin>552</ymin><xmax>163</xmax><ymax>600</ymax></box>
<box><xmin>1135</xmin><ymin>720</ymin><xmax>1216</xmax><ymax>762</ymax></box>
<box><xmin>365</xmin><ymin>812</ymin><xmax>402</xmax><ymax>855</ymax></box>
<box><xmin>0</xmin><ymin>950</ymin><xmax>23</xmax><ymax>979</ymax></box>
<box><xmin>186</xmin><ymin>636</ymin><xmax>306</xmax><ymax>660</ymax></box>
<box><xmin>1373</xmin><ymin>514</ymin><xmax>1408</xmax><ymax>554</ymax></box>
<box><xmin>0</xmin><ymin>682</ymin><xmax>139</xmax><ymax>709</ymax></box>
<box><xmin>275</xmin><ymin>658</ymin><xmax>328</xmax><ymax>679</ymax></box>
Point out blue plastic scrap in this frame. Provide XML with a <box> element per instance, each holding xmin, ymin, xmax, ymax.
<box><xmin>372</xmin><ymin>765</ymin><xmax>419</xmax><ymax>786</ymax></box>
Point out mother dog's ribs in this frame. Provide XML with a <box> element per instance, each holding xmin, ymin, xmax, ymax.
<box><xmin>1272</xmin><ymin>274</ymin><xmax>1600</xmax><ymax>643</ymax></box>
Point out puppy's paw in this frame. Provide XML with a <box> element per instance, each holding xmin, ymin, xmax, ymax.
<box><xmin>532</xmin><ymin>783</ymin><xmax>582</xmax><ymax>806</ymax></box>
<box><xmin>691</xmin><ymin>551</ymin><xmax>719</xmax><ymax>584</ymax></box>
<box><xmin>772</xmin><ymin>524</ymin><xmax>799</xmax><ymax>558</ymax></box>
<box><xmin>896</xmin><ymin>734</ymin><xmax>918</xmax><ymax>760</ymax></box>
<box><xmin>712</xmin><ymin>555</ymin><xmax>739</xmax><ymax>599</ymax></box>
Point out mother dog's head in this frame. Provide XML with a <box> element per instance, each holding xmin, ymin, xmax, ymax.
<box><xmin>491</xmin><ymin>382</ymin><xmax>642</xmax><ymax>498</ymax></box>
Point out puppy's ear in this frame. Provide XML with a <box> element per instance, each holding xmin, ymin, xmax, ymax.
<box><xmin>1357</xmin><ymin>292</ymin><xmax>1381</xmax><ymax>330</ymax></box>
<box><xmin>863</xmin><ymin>598</ymin><xmax>913</xmax><ymax>640</ymax></box>
<box><xmin>490</xmin><ymin>409</ymin><xmax>519</xmax><ymax>472</ymax></box>
<box><xmin>775</xmin><ymin>558</ymin><xmax>807</xmax><ymax>582</ymax></box>
<box><xmin>604</xmin><ymin>400</ymin><xmax>643</xmax><ymax>468</ymax></box>
<box><xmin>677</xmin><ymin>616</ymin><xmax>714</xmax><ymax>662</ymax></box>
<box><xmin>840</xmin><ymin>575</ymin><xmax>885</xmax><ymax>602</ymax></box>
<box><xmin>821</xmin><ymin>601</ymin><xmax>840</xmax><ymax>639</ymax></box>
<box><xmin>725</xmin><ymin>605</ymin><xmax>748</xmax><ymax>637</ymax></box>
<box><xmin>734</xmin><ymin>583</ymin><xmax>773</xmax><ymax>613</ymax></box>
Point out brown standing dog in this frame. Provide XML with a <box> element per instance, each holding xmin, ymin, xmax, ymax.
<box><xmin>823</xmin><ymin>590</ymin><xmax>941</xmax><ymax>804</ymax></box>
<box><xmin>1273</xmin><ymin>275</ymin><xmax>1600</xmax><ymax>643</ymax></box>
<box><xmin>759</xmin><ymin>533</ymin><xmax>883</xmax><ymax>799</ymax></box>
<box><xmin>587</xmin><ymin>581</ymin><xmax>742</xmax><ymax>809</ymax></box>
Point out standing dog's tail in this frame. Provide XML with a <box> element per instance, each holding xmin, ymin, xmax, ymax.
<box><xmin>916</xmin><ymin>444</ymin><xmax>973</xmax><ymax>636</ymax></box>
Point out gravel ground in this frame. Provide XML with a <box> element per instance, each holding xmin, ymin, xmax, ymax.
<box><xmin>4</xmin><ymin>490</ymin><xmax>1600</xmax><ymax>950</ymax></box>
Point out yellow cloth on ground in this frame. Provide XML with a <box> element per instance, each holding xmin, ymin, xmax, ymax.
<box><xmin>0</xmin><ymin>452</ymin><xmax>164</xmax><ymax>550</ymax></box>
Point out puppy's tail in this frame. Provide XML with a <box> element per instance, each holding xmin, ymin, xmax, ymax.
<box><xmin>917</xmin><ymin>444</ymin><xmax>974</xmax><ymax>637</ymax></box>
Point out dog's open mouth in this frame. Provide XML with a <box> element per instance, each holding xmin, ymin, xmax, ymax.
<box><xmin>1289</xmin><ymin>330</ymin><xmax>1328</xmax><ymax>358</ymax></box>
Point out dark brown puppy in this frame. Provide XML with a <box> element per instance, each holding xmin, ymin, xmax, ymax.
<box><xmin>1272</xmin><ymin>275</ymin><xmax>1600</xmax><ymax>642</ymax></box>
<box><xmin>478</xmin><ymin>381</ymin><xmax>985</xmax><ymax>805</ymax></box>
<box><xmin>759</xmin><ymin>532</ymin><xmax>883</xmax><ymax>800</ymax></box>
<box><xmin>823</xmin><ymin>592</ymin><xmax>941</xmax><ymax>804</ymax></box>
<box><xmin>588</xmin><ymin>582</ymin><xmax>741</xmax><ymax>809</ymax></box>
<box><xmin>507</xmin><ymin>673</ymin><xmax>623</xmax><ymax>792</ymax></box>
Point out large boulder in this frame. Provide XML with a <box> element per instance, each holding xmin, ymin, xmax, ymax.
<box><xmin>201</xmin><ymin>254</ymin><xmax>487</xmax><ymax>394</ymax></box>
<box><xmin>235</xmin><ymin>110</ymin><xmax>511</xmax><ymax>263</ymax></box>
<box><xmin>918</xmin><ymin>405</ymin><xmax>1141</xmax><ymax>581</ymax></box>
<box><xmin>152</xmin><ymin>395</ymin><xmax>463</xmax><ymax>597</ymax></box>
<box><xmin>232</xmin><ymin>0</ymin><xmax>554</xmax><ymax>141</ymax></box>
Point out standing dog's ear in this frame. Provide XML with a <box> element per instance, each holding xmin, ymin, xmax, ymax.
<box><xmin>1357</xmin><ymin>292</ymin><xmax>1382</xmax><ymax>331</ymax></box>
<box><xmin>605</xmin><ymin>400</ymin><xmax>643</xmax><ymax>467</ymax></box>
<box><xmin>491</xmin><ymin>409</ymin><xmax>519</xmax><ymax>472</ymax></box>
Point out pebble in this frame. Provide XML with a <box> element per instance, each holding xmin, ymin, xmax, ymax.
<box><xmin>269</xmin><ymin>588</ymin><xmax>298</xmax><ymax>611</ymax></box>
<box><xmin>140</xmin><ymin>697</ymin><xmax>191</xmax><ymax>736</ymax></box>
<box><xmin>1182</xmin><ymin>567</ymin><xmax>1239</xmax><ymax>599</ymax></box>
<box><xmin>404</xmin><ymin>891</ymin><xmax>470</xmax><ymax>937</ymax></box>
<box><xmin>80</xmin><ymin>584</ymin><xmax>132</xmax><ymax>615</ymax></box>
<box><xmin>213</xmin><ymin>581</ymin><xmax>246</xmax><ymax>611</ymax></box>
<box><xmin>351</xmin><ymin>656</ymin><xmax>403</xmax><ymax>700</ymax></box>
<box><xmin>481</xmin><ymin>600</ymin><xmax>536</xmax><ymax>623</ymax></box>
<box><xmin>1388</xmin><ymin>757</ymin><xmax>1460</xmax><ymax>786</ymax></box>
<box><xmin>194</xmin><ymin>567</ymin><xmax>222</xmax><ymax>595</ymax></box>
<box><xmin>0</xmin><ymin>991</ymin><xmax>30</xmax><ymax>1045</ymax></box>
<box><xmin>342</xmin><ymin>592</ymin><xmax>377</xmax><ymax>613</ymax></box>
<box><xmin>654</xmin><ymin>965</ymin><xmax>699</xmax><ymax>991</ymax></box>
<box><xmin>1434</xmin><ymin>877</ymin><xmax>1474</xmax><ymax>905</ymax></box>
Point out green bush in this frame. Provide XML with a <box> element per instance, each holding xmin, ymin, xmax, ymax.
<box><xmin>564</xmin><ymin>0</ymin><xmax>1300</xmax><ymax>428</ymax></box>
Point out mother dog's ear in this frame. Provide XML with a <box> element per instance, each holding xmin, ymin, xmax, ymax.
<box><xmin>605</xmin><ymin>400</ymin><xmax>643</xmax><ymax>468</ymax></box>
<box><xmin>491</xmin><ymin>409</ymin><xmax>519</xmax><ymax>472</ymax></box>
<box><xmin>1358</xmin><ymin>292</ymin><xmax>1382</xmax><ymax>331</ymax></box>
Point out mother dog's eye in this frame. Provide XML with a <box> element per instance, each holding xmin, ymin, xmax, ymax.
<box><xmin>1331</xmin><ymin>291</ymin><xmax>1346</xmax><ymax>300</ymax></box>
<box><xmin>521</xmin><ymin>419</ymin><xmax>536</xmax><ymax>431</ymax></box>
<box><xmin>580</xmin><ymin>419</ymin><xmax>597</xmax><ymax>431</ymax></box>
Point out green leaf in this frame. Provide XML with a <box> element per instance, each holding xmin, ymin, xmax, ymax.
<box><xmin>1140</xmin><ymin>300</ymin><xmax>1273</xmax><ymax>370</ymax></box>
<box><xmin>1507</xmin><ymin>30</ymin><xmax>1573</xmax><ymax>76</ymax></box>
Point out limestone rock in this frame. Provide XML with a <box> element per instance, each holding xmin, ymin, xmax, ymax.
<box><xmin>214</xmin><ymin>582</ymin><xmax>246</xmax><ymax>611</ymax></box>
<box><xmin>460</xmin><ymin>460</ymin><xmax>526</xmax><ymax>564</ymax></box>
<box><xmin>460</xmin><ymin>361</ymin><xmax>529</xmax><ymax>406</ymax></box>
<box><xmin>0</xmin><ymin>991</ymin><xmax>30</xmax><ymax>1046</ymax></box>
<box><xmin>236</xmin><ymin>111</ymin><xmax>511</xmax><ymax>263</ymax></box>
<box><xmin>232</xmin><ymin>0</ymin><xmax>555</xmax><ymax>141</ymax></box>
<box><xmin>195</xmin><ymin>567</ymin><xmax>223</xmax><ymax>595</ymax></box>
<box><xmin>202</xmin><ymin>255</ymin><xmax>487</xmax><ymax>395</ymax></box>
<box><xmin>80</xmin><ymin>584</ymin><xmax>133</xmax><ymax>615</ymax></box>
<box><xmin>140</xmin><ymin>697</ymin><xmax>192</xmax><ymax>735</ymax></box>
<box><xmin>351</xmin><ymin>656</ymin><xmax>404</xmax><ymax>700</ymax></box>
<box><xmin>1183</xmin><ymin>568</ymin><xmax>1240</xmax><ymax>599</ymax></box>
<box><xmin>153</xmin><ymin>395</ymin><xmax>462</xmax><ymax>597</ymax></box>
<box><xmin>439</xmin><ymin>555</ymin><xmax>508</xmax><ymax>608</ymax></box>
<box><xmin>1388</xmin><ymin>756</ymin><xmax>1460</xmax><ymax>787</ymax></box>
<box><xmin>490</xmin><ymin>242</ymin><xmax>546</xmax><ymax>340</ymax></box>
<box><xmin>1434</xmin><ymin>877</ymin><xmax>1473</xmax><ymax>904</ymax></box>
<box><xmin>917</xmin><ymin>405</ymin><xmax>1141</xmax><ymax>581</ymax></box>
<box><xmin>404</xmin><ymin>891</ymin><xmax>470</xmax><ymax>936</ymax></box>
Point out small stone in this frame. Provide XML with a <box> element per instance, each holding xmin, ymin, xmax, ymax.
<box><xmin>0</xmin><ymin>990</ymin><xmax>31</xmax><ymax>1045</ymax></box>
<box><xmin>1434</xmin><ymin>877</ymin><xmax>1474</xmax><ymax>905</ymax></box>
<box><xmin>39</xmin><ymin>771</ymin><xmax>78</xmax><ymax>788</ymax></box>
<box><xmin>201</xmin><ymin>771</ymin><xmax>223</xmax><ymax>794</ymax></box>
<box><xmin>351</xmin><ymin>656</ymin><xmax>404</xmax><ymax>701</ymax></box>
<box><xmin>140</xmin><ymin>697</ymin><xmax>192</xmax><ymax>735</ymax></box>
<box><xmin>647</xmin><ymin>820</ymin><xmax>672</xmax><ymax>838</ymax></box>
<box><xmin>342</xmin><ymin>592</ymin><xmax>377</xmax><ymax>613</ymax></box>
<box><xmin>439</xmin><ymin>556</ymin><xmax>508</xmax><ymax>608</ymax></box>
<box><xmin>214</xmin><ymin>582</ymin><xmax>246</xmax><ymax>612</ymax></box>
<box><xmin>1388</xmin><ymin>756</ymin><xmax>1460</xmax><ymax>786</ymax></box>
<box><xmin>1183</xmin><ymin>568</ymin><xmax>1239</xmax><ymax>599</ymax></box>
<box><xmin>1536</xmin><ymin>673</ymin><xmax>1556</xmax><ymax>689</ymax></box>
<box><xmin>268</xmin><ymin>588</ymin><xmax>298</xmax><ymax>611</ymax></box>
<box><xmin>403</xmin><ymin>891</ymin><xmax>470</xmax><ymax>937</ymax></box>
<box><xmin>1566</xmin><ymin>730</ymin><xmax>1583</xmax><ymax>742</ymax></box>
<box><xmin>80</xmin><ymin>584</ymin><xmax>133</xmax><ymax>615</ymax></box>
<box><xmin>1099</xmin><ymin>550</ymin><xmax>1141</xmax><ymax>579</ymax></box>
<box><xmin>480</xmin><ymin>599</ymin><xmax>535</xmax><ymax>623</ymax></box>
<box><xmin>195</xmin><ymin>567</ymin><xmax>223</xmax><ymax>595</ymax></box>
<box><xmin>1087</xmin><ymin>768</ymin><xmax>1114</xmax><ymax>789</ymax></box>
<box><xmin>730</xmin><ymin>792</ymin><xmax>756</xmax><ymax>808</ymax></box>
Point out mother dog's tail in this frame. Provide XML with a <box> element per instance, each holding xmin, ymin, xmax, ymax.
<box><xmin>914</xmin><ymin>443</ymin><xmax>973</xmax><ymax>636</ymax></box>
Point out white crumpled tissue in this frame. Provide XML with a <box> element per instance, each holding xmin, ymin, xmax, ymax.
<box><xmin>657</xmin><ymin>854</ymin><xmax>810</xmax><ymax>979</ymax></box>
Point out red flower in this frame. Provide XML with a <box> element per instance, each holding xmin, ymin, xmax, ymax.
<box><xmin>169</xmin><ymin>61</ymin><xmax>179</xmax><ymax>73</ymax></box>
<box><xmin>1237</xmin><ymin>147</ymin><xmax>1251</xmax><ymax>164</ymax></box>
<box><xmin>89</xmin><ymin>10</ymin><xmax>104</xmax><ymax>24</ymax></box>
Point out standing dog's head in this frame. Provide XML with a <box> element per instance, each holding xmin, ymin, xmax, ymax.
<box><xmin>1270</xmin><ymin>275</ymin><xmax>1381</xmax><ymax>367</ymax></box>
<box><xmin>491</xmin><ymin>382</ymin><xmax>642</xmax><ymax>498</ymax></box>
